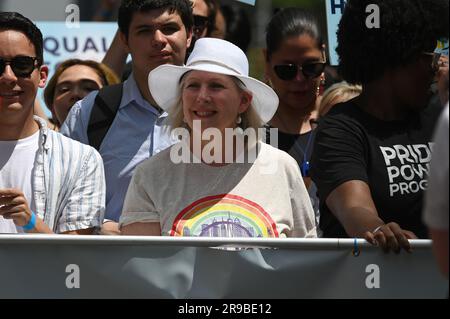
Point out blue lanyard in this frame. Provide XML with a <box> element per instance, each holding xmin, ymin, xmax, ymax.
<box><xmin>296</xmin><ymin>130</ymin><xmax>315</xmax><ymax>177</ymax></box>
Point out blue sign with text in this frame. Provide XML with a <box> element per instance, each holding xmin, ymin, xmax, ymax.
<box><xmin>35</xmin><ymin>22</ymin><xmax>118</xmax><ymax>117</ymax></box>
<box><xmin>325</xmin><ymin>0</ymin><xmax>346</xmax><ymax>66</ymax></box>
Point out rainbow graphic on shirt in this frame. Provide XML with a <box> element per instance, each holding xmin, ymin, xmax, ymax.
<box><xmin>169</xmin><ymin>194</ymin><xmax>279</xmax><ymax>238</ymax></box>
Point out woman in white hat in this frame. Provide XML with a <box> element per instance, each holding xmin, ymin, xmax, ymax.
<box><xmin>119</xmin><ymin>38</ymin><xmax>316</xmax><ymax>238</ymax></box>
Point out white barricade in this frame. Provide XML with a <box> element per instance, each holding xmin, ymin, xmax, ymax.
<box><xmin>0</xmin><ymin>236</ymin><xmax>447</xmax><ymax>299</ymax></box>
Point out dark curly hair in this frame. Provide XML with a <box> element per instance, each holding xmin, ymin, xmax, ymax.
<box><xmin>337</xmin><ymin>0</ymin><xmax>449</xmax><ymax>84</ymax></box>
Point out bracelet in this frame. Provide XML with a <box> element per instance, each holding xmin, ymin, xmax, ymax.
<box><xmin>372</xmin><ymin>225</ymin><xmax>384</xmax><ymax>234</ymax></box>
<box><xmin>22</xmin><ymin>211</ymin><xmax>37</xmax><ymax>231</ymax></box>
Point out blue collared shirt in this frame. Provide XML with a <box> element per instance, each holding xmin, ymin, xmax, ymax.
<box><xmin>60</xmin><ymin>74</ymin><xmax>175</xmax><ymax>221</ymax></box>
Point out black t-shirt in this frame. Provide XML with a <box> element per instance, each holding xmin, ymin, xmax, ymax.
<box><xmin>265</xmin><ymin>126</ymin><xmax>316</xmax><ymax>177</ymax></box>
<box><xmin>311</xmin><ymin>101</ymin><xmax>443</xmax><ymax>239</ymax></box>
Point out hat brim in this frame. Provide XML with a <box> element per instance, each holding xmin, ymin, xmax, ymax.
<box><xmin>148</xmin><ymin>64</ymin><xmax>279</xmax><ymax>123</ymax></box>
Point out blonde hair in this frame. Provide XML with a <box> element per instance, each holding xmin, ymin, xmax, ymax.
<box><xmin>319</xmin><ymin>82</ymin><xmax>362</xmax><ymax>117</ymax></box>
<box><xmin>165</xmin><ymin>73</ymin><xmax>263</xmax><ymax>133</ymax></box>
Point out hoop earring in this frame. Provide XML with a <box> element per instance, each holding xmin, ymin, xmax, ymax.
<box><xmin>236</xmin><ymin>115</ymin><xmax>242</xmax><ymax>125</ymax></box>
<box><xmin>317</xmin><ymin>77</ymin><xmax>326</xmax><ymax>96</ymax></box>
<box><xmin>264</xmin><ymin>75</ymin><xmax>273</xmax><ymax>87</ymax></box>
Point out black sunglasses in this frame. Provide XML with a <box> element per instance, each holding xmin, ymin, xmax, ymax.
<box><xmin>274</xmin><ymin>62</ymin><xmax>326</xmax><ymax>81</ymax></box>
<box><xmin>193</xmin><ymin>15</ymin><xmax>209</xmax><ymax>37</ymax></box>
<box><xmin>0</xmin><ymin>56</ymin><xmax>39</xmax><ymax>78</ymax></box>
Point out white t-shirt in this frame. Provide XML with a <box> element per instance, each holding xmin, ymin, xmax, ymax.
<box><xmin>120</xmin><ymin>141</ymin><xmax>317</xmax><ymax>238</ymax></box>
<box><xmin>0</xmin><ymin>131</ymin><xmax>39</xmax><ymax>234</ymax></box>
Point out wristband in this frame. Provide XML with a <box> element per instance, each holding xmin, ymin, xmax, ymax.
<box><xmin>23</xmin><ymin>211</ymin><xmax>36</xmax><ymax>231</ymax></box>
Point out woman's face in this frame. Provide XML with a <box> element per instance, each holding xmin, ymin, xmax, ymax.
<box><xmin>52</xmin><ymin>64</ymin><xmax>103</xmax><ymax>124</ymax></box>
<box><xmin>265</xmin><ymin>35</ymin><xmax>324</xmax><ymax>111</ymax></box>
<box><xmin>182</xmin><ymin>71</ymin><xmax>251</xmax><ymax>133</ymax></box>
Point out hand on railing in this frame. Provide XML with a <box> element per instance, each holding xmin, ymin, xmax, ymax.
<box><xmin>363</xmin><ymin>222</ymin><xmax>417</xmax><ymax>254</ymax></box>
<box><xmin>99</xmin><ymin>220</ymin><xmax>121</xmax><ymax>235</ymax></box>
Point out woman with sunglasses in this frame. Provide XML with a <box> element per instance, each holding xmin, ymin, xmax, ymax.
<box><xmin>186</xmin><ymin>0</ymin><xmax>220</xmax><ymax>61</ymax></box>
<box><xmin>192</xmin><ymin>0</ymin><xmax>216</xmax><ymax>39</ymax></box>
<box><xmin>263</xmin><ymin>8</ymin><xmax>326</xmax><ymax>234</ymax></box>
<box><xmin>311</xmin><ymin>0</ymin><xmax>449</xmax><ymax>252</ymax></box>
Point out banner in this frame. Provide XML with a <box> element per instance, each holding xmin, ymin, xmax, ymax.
<box><xmin>0</xmin><ymin>236</ymin><xmax>447</xmax><ymax>299</ymax></box>
<box><xmin>325</xmin><ymin>0</ymin><xmax>346</xmax><ymax>66</ymax></box>
<box><xmin>235</xmin><ymin>0</ymin><xmax>256</xmax><ymax>5</ymax></box>
<box><xmin>436</xmin><ymin>38</ymin><xmax>449</xmax><ymax>56</ymax></box>
<box><xmin>35</xmin><ymin>22</ymin><xmax>119</xmax><ymax>118</ymax></box>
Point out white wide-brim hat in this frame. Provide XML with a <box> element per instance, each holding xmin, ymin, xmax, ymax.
<box><xmin>148</xmin><ymin>38</ymin><xmax>279</xmax><ymax>123</ymax></box>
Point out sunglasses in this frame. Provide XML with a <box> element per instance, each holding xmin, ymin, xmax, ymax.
<box><xmin>0</xmin><ymin>56</ymin><xmax>39</xmax><ymax>78</ymax></box>
<box><xmin>193</xmin><ymin>15</ymin><xmax>209</xmax><ymax>37</ymax></box>
<box><xmin>274</xmin><ymin>62</ymin><xmax>326</xmax><ymax>81</ymax></box>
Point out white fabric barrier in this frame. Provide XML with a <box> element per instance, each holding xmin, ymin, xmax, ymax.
<box><xmin>0</xmin><ymin>236</ymin><xmax>447</xmax><ymax>299</ymax></box>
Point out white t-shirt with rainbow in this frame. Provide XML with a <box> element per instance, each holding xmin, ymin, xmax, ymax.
<box><xmin>120</xmin><ymin>141</ymin><xmax>317</xmax><ymax>238</ymax></box>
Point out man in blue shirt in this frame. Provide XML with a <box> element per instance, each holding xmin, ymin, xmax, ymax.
<box><xmin>61</xmin><ymin>0</ymin><xmax>193</xmax><ymax>233</ymax></box>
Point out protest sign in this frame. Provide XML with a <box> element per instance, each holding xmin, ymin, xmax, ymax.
<box><xmin>325</xmin><ymin>0</ymin><xmax>346</xmax><ymax>66</ymax></box>
<box><xmin>35</xmin><ymin>22</ymin><xmax>118</xmax><ymax>117</ymax></box>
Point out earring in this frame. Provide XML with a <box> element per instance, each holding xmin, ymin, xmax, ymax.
<box><xmin>264</xmin><ymin>75</ymin><xmax>273</xmax><ymax>87</ymax></box>
<box><xmin>236</xmin><ymin>115</ymin><xmax>242</xmax><ymax>125</ymax></box>
<box><xmin>317</xmin><ymin>77</ymin><xmax>326</xmax><ymax>96</ymax></box>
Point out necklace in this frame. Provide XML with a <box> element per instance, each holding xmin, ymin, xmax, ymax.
<box><xmin>294</xmin><ymin>129</ymin><xmax>315</xmax><ymax>177</ymax></box>
<box><xmin>271</xmin><ymin>111</ymin><xmax>316</xmax><ymax>176</ymax></box>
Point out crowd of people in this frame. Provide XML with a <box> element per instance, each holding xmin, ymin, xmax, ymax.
<box><xmin>0</xmin><ymin>0</ymin><xmax>448</xmax><ymax>276</ymax></box>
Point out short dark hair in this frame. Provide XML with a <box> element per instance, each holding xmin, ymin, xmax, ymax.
<box><xmin>118</xmin><ymin>0</ymin><xmax>193</xmax><ymax>38</ymax></box>
<box><xmin>337</xmin><ymin>0</ymin><xmax>449</xmax><ymax>85</ymax></box>
<box><xmin>0</xmin><ymin>12</ymin><xmax>44</xmax><ymax>66</ymax></box>
<box><xmin>265</xmin><ymin>8</ymin><xmax>324</xmax><ymax>61</ymax></box>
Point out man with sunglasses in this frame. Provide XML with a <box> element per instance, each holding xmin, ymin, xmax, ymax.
<box><xmin>60</xmin><ymin>0</ymin><xmax>193</xmax><ymax>234</ymax></box>
<box><xmin>0</xmin><ymin>12</ymin><xmax>105</xmax><ymax>234</ymax></box>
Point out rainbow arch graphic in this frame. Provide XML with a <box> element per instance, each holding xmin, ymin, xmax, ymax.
<box><xmin>170</xmin><ymin>194</ymin><xmax>279</xmax><ymax>238</ymax></box>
